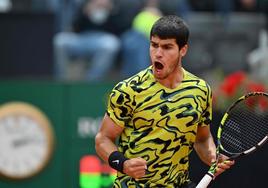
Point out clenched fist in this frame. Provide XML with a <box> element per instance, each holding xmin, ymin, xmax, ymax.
<box><xmin>123</xmin><ymin>157</ymin><xmax>147</xmax><ymax>179</ymax></box>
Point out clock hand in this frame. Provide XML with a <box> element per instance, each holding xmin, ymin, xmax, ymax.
<box><xmin>12</xmin><ymin>137</ymin><xmax>42</xmax><ymax>148</ymax></box>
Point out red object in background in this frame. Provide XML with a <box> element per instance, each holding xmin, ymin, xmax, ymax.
<box><xmin>214</xmin><ymin>70</ymin><xmax>267</xmax><ymax>111</ymax></box>
<box><xmin>80</xmin><ymin>155</ymin><xmax>101</xmax><ymax>173</ymax></box>
<box><xmin>80</xmin><ymin>155</ymin><xmax>116</xmax><ymax>174</ymax></box>
<box><xmin>247</xmin><ymin>82</ymin><xmax>266</xmax><ymax>93</ymax></box>
<box><xmin>220</xmin><ymin>71</ymin><xmax>247</xmax><ymax>97</ymax></box>
<box><xmin>246</xmin><ymin>82</ymin><xmax>267</xmax><ymax>110</ymax></box>
<box><xmin>259</xmin><ymin>96</ymin><xmax>268</xmax><ymax>110</ymax></box>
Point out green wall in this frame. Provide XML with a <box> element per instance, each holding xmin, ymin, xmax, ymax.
<box><xmin>1</xmin><ymin>81</ymin><xmax>268</xmax><ymax>188</ymax></box>
<box><xmin>0</xmin><ymin>80</ymin><xmax>114</xmax><ymax>188</ymax></box>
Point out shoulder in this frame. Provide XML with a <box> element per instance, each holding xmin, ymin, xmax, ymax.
<box><xmin>183</xmin><ymin>69</ymin><xmax>211</xmax><ymax>92</ymax></box>
<box><xmin>112</xmin><ymin>67</ymin><xmax>154</xmax><ymax>93</ymax></box>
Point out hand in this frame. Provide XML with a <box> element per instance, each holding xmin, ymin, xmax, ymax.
<box><xmin>123</xmin><ymin>157</ymin><xmax>147</xmax><ymax>179</ymax></box>
<box><xmin>214</xmin><ymin>155</ymin><xmax>235</xmax><ymax>177</ymax></box>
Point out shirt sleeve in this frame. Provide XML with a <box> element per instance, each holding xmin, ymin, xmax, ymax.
<box><xmin>106</xmin><ymin>81</ymin><xmax>134</xmax><ymax>128</ymax></box>
<box><xmin>198</xmin><ymin>82</ymin><xmax>212</xmax><ymax>127</ymax></box>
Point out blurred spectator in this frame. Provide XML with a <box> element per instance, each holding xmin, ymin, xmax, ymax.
<box><xmin>120</xmin><ymin>0</ymin><xmax>194</xmax><ymax>78</ymax></box>
<box><xmin>120</xmin><ymin>0</ymin><xmax>162</xmax><ymax>78</ymax></box>
<box><xmin>53</xmin><ymin>0</ymin><xmax>141</xmax><ymax>81</ymax></box>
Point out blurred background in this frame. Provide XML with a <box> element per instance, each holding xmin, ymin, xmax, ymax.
<box><xmin>0</xmin><ymin>0</ymin><xmax>267</xmax><ymax>187</ymax></box>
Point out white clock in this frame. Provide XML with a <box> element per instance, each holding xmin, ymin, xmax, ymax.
<box><xmin>0</xmin><ymin>102</ymin><xmax>55</xmax><ymax>180</ymax></box>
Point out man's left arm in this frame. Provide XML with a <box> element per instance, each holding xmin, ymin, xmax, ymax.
<box><xmin>194</xmin><ymin>125</ymin><xmax>235</xmax><ymax>176</ymax></box>
<box><xmin>194</xmin><ymin>125</ymin><xmax>216</xmax><ymax>166</ymax></box>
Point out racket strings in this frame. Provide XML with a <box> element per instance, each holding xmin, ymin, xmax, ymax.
<box><xmin>221</xmin><ymin>121</ymin><xmax>245</xmax><ymax>153</ymax></box>
<box><xmin>220</xmin><ymin>95</ymin><xmax>268</xmax><ymax>154</ymax></box>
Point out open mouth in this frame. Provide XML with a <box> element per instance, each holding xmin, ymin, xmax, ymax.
<box><xmin>154</xmin><ymin>61</ymin><xmax>164</xmax><ymax>70</ymax></box>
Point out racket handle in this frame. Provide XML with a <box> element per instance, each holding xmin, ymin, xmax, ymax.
<box><xmin>196</xmin><ymin>173</ymin><xmax>214</xmax><ymax>188</ymax></box>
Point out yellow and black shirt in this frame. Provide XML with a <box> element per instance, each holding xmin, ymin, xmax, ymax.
<box><xmin>107</xmin><ymin>67</ymin><xmax>212</xmax><ymax>188</ymax></box>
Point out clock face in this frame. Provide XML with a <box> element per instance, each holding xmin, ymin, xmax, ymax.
<box><xmin>0</xmin><ymin>102</ymin><xmax>54</xmax><ymax>180</ymax></box>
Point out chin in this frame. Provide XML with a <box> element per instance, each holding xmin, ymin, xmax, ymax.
<box><xmin>153</xmin><ymin>70</ymin><xmax>165</xmax><ymax>80</ymax></box>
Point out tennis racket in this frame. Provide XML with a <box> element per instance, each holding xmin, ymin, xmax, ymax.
<box><xmin>196</xmin><ymin>92</ymin><xmax>268</xmax><ymax>188</ymax></box>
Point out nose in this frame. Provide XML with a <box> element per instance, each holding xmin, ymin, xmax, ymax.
<box><xmin>155</xmin><ymin>48</ymin><xmax>163</xmax><ymax>58</ymax></box>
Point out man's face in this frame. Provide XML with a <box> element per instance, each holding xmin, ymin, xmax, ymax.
<box><xmin>150</xmin><ymin>36</ymin><xmax>187</xmax><ymax>80</ymax></box>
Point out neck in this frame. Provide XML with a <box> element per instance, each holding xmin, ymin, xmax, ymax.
<box><xmin>157</xmin><ymin>66</ymin><xmax>184</xmax><ymax>89</ymax></box>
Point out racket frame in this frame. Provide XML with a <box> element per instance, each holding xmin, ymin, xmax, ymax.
<box><xmin>196</xmin><ymin>92</ymin><xmax>268</xmax><ymax>188</ymax></box>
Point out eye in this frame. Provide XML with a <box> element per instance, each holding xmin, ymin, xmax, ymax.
<box><xmin>151</xmin><ymin>42</ymin><xmax>158</xmax><ymax>48</ymax></box>
<box><xmin>163</xmin><ymin>45</ymin><xmax>172</xmax><ymax>50</ymax></box>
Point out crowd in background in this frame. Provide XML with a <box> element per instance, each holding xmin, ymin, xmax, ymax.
<box><xmin>1</xmin><ymin>0</ymin><xmax>268</xmax><ymax>83</ymax></box>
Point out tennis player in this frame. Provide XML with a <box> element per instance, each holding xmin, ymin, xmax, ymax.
<box><xmin>95</xmin><ymin>15</ymin><xmax>234</xmax><ymax>188</ymax></box>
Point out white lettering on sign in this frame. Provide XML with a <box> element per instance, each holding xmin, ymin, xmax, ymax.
<box><xmin>77</xmin><ymin>117</ymin><xmax>102</xmax><ymax>138</ymax></box>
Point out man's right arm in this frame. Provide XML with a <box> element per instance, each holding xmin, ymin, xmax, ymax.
<box><xmin>95</xmin><ymin>113</ymin><xmax>123</xmax><ymax>162</ymax></box>
<box><xmin>95</xmin><ymin>113</ymin><xmax>147</xmax><ymax>178</ymax></box>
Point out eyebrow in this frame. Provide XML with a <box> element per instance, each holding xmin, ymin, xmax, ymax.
<box><xmin>162</xmin><ymin>43</ymin><xmax>174</xmax><ymax>47</ymax></box>
<box><xmin>150</xmin><ymin>40</ymin><xmax>175</xmax><ymax>46</ymax></box>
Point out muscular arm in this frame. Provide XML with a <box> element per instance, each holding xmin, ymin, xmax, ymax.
<box><xmin>95</xmin><ymin>113</ymin><xmax>147</xmax><ymax>178</ymax></box>
<box><xmin>194</xmin><ymin>125</ymin><xmax>235</xmax><ymax>176</ymax></box>
<box><xmin>95</xmin><ymin>113</ymin><xmax>124</xmax><ymax>162</ymax></box>
<box><xmin>194</xmin><ymin>125</ymin><xmax>216</xmax><ymax>166</ymax></box>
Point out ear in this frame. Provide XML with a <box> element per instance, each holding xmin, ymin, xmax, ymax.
<box><xmin>180</xmin><ymin>44</ymin><xmax>188</xmax><ymax>57</ymax></box>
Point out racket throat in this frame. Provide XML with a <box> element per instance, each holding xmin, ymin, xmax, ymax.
<box><xmin>207</xmin><ymin>171</ymin><xmax>215</xmax><ymax>179</ymax></box>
